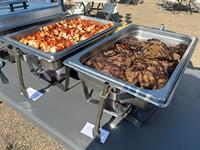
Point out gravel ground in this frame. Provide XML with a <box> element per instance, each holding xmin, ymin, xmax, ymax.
<box><xmin>0</xmin><ymin>1</ymin><xmax>199</xmax><ymax>150</ymax></box>
<box><xmin>0</xmin><ymin>101</ymin><xmax>66</xmax><ymax>150</ymax></box>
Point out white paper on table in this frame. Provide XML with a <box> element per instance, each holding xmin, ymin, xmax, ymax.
<box><xmin>21</xmin><ymin>87</ymin><xmax>43</xmax><ymax>101</ymax></box>
<box><xmin>80</xmin><ymin>122</ymin><xmax>110</xmax><ymax>144</ymax></box>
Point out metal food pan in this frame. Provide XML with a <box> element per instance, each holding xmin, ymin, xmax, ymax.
<box><xmin>79</xmin><ymin>72</ymin><xmax>154</xmax><ymax>110</ymax></box>
<box><xmin>64</xmin><ymin>24</ymin><xmax>198</xmax><ymax>107</ymax></box>
<box><xmin>2</xmin><ymin>15</ymin><xmax>119</xmax><ymax>62</ymax></box>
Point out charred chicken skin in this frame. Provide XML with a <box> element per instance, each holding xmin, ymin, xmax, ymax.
<box><xmin>19</xmin><ymin>18</ymin><xmax>113</xmax><ymax>53</ymax></box>
<box><xmin>85</xmin><ymin>37</ymin><xmax>187</xmax><ymax>90</ymax></box>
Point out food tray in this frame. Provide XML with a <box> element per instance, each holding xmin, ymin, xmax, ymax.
<box><xmin>2</xmin><ymin>15</ymin><xmax>119</xmax><ymax>62</ymax></box>
<box><xmin>64</xmin><ymin>24</ymin><xmax>198</xmax><ymax>107</ymax></box>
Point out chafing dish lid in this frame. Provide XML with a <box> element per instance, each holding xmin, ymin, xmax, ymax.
<box><xmin>0</xmin><ymin>0</ymin><xmax>66</xmax><ymax>32</ymax></box>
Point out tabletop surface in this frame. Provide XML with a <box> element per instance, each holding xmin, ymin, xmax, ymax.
<box><xmin>0</xmin><ymin>58</ymin><xmax>200</xmax><ymax>150</ymax></box>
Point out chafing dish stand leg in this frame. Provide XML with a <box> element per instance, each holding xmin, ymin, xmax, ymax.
<box><xmin>7</xmin><ymin>49</ymin><xmax>16</xmax><ymax>63</ymax></box>
<box><xmin>15</xmin><ymin>47</ymin><xmax>29</xmax><ymax>98</ymax></box>
<box><xmin>55</xmin><ymin>67</ymin><xmax>70</xmax><ymax>91</ymax></box>
<box><xmin>25</xmin><ymin>58</ymin><xmax>70</xmax><ymax>92</ymax></box>
<box><xmin>93</xmin><ymin>82</ymin><xmax>110</xmax><ymax>141</ymax></box>
<box><xmin>81</xmin><ymin>81</ymin><xmax>93</xmax><ymax>101</ymax></box>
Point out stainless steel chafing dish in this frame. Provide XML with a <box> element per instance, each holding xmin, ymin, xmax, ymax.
<box><xmin>64</xmin><ymin>24</ymin><xmax>198</xmax><ymax>107</ymax></box>
<box><xmin>3</xmin><ymin>15</ymin><xmax>119</xmax><ymax>63</ymax></box>
<box><xmin>0</xmin><ymin>0</ymin><xmax>67</xmax><ymax>87</ymax></box>
<box><xmin>64</xmin><ymin>24</ymin><xmax>198</xmax><ymax>138</ymax></box>
<box><xmin>1</xmin><ymin>1</ymin><xmax>119</xmax><ymax>97</ymax></box>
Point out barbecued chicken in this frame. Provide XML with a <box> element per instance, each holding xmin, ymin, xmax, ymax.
<box><xmin>85</xmin><ymin>37</ymin><xmax>187</xmax><ymax>90</ymax></box>
<box><xmin>141</xmin><ymin>39</ymin><xmax>173</xmax><ymax>61</ymax></box>
<box><xmin>125</xmin><ymin>58</ymin><xmax>176</xmax><ymax>89</ymax></box>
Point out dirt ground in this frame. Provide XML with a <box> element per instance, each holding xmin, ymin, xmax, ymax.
<box><xmin>0</xmin><ymin>1</ymin><xmax>199</xmax><ymax>150</ymax></box>
<box><xmin>0</xmin><ymin>102</ymin><xmax>66</xmax><ymax>150</ymax></box>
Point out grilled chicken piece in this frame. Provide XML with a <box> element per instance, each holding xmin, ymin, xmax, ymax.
<box><xmin>121</xmin><ymin>37</ymin><xmax>144</xmax><ymax>53</ymax></box>
<box><xmin>141</xmin><ymin>39</ymin><xmax>173</xmax><ymax>61</ymax></box>
<box><xmin>125</xmin><ymin>58</ymin><xmax>170</xmax><ymax>89</ymax></box>
<box><xmin>169</xmin><ymin>44</ymin><xmax>187</xmax><ymax>61</ymax></box>
<box><xmin>86</xmin><ymin>54</ymin><xmax>126</xmax><ymax>80</ymax></box>
<box><xmin>85</xmin><ymin>37</ymin><xmax>187</xmax><ymax>90</ymax></box>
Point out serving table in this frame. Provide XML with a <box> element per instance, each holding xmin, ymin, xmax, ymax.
<box><xmin>1</xmin><ymin>57</ymin><xmax>200</xmax><ymax>150</ymax></box>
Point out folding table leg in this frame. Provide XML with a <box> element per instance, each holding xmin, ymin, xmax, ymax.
<box><xmin>96</xmin><ymin>3</ymin><xmax>102</xmax><ymax>12</ymax></box>
<box><xmin>81</xmin><ymin>2</ymin><xmax>90</xmax><ymax>16</ymax></box>
<box><xmin>188</xmin><ymin>0</ymin><xmax>192</xmax><ymax>14</ymax></box>
<box><xmin>88</xmin><ymin>2</ymin><xmax>94</xmax><ymax>13</ymax></box>
<box><xmin>23</xmin><ymin>2</ymin><xmax>27</xmax><ymax>9</ymax></box>
<box><xmin>9</xmin><ymin>4</ymin><xmax>14</xmax><ymax>12</ymax></box>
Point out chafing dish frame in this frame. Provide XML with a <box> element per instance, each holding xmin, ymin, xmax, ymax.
<box><xmin>14</xmin><ymin>47</ymin><xmax>71</xmax><ymax>98</ymax></box>
<box><xmin>2</xmin><ymin>15</ymin><xmax>119</xmax><ymax>62</ymax></box>
<box><xmin>2</xmin><ymin>15</ymin><xmax>118</xmax><ymax>98</ymax></box>
<box><xmin>63</xmin><ymin>24</ymin><xmax>198</xmax><ymax>139</ymax></box>
<box><xmin>0</xmin><ymin>0</ymin><xmax>70</xmax><ymax>95</ymax></box>
<box><xmin>64</xmin><ymin>24</ymin><xmax>198</xmax><ymax>107</ymax></box>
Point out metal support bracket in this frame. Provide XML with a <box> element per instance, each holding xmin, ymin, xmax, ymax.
<box><xmin>80</xmin><ymin>77</ymin><xmax>158</xmax><ymax>136</ymax></box>
<box><xmin>15</xmin><ymin>47</ymin><xmax>29</xmax><ymax>98</ymax></box>
<box><xmin>25</xmin><ymin>55</ymin><xmax>70</xmax><ymax>92</ymax></box>
<box><xmin>81</xmin><ymin>81</ymin><xmax>92</xmax><ymax>101</ymax></box>
<box><xmin>25</xmin><ymin>56</ymin><xmax>52</xmax><ymax>82</ymax></box>
<box><xmin>93</xmin><ymin>82</ymin><xmax>111</xmax><ymax>141</ymax></box>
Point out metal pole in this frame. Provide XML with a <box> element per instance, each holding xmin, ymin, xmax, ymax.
<box><xmin>93</xmin><ymin>82</ymin><xmax>110</xmax><ymax>141</ymax></box>
<box><xmin>81</xmin><ymin>80</ymin><xmax>91</xmax><ymax>101</ymax></box>
<box><xmin>64</xmin><ymin>67</ymin><xmax>70</xmax><ymax>91</ymax></box>
<box><xmin>15</xmin><ymin>48</ymin><xmax>28</xmax><ymax>98</ymax></box>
